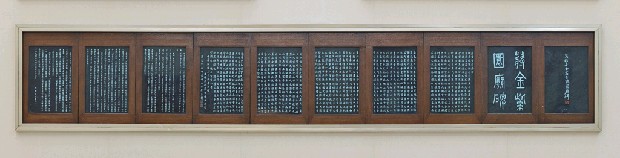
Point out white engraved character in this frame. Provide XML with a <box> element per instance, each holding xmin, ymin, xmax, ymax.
<box><xmin>515</xmin><ymin>93</ymin><xmax>526</xmax><ymax>111</ymax></box>
<box><xmin>493</xmin><ymin>92</ymin><xmax>507</xmax><ymax>109</ymax></box>
<box><xmin>515</xmin><ymin>71</ymin><xmax>527</xmax><ymax>89</ymax></box>
<box><xmin>515</xmin><ymin>51</ymin><xmax>525</xmax><ymax>70</ymax></box>
<box><xmin>493</xmin><ymin>52</ymin><xmax>505</xmax><ymax>68</ymax></box>
<box><xmin>494</xmin><ymin>74</ymin><xmax>505</xmax><ymax>89</ymax></box>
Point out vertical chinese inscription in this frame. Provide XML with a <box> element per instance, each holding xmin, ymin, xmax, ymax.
<box><xmin>315</xmin><ymin>48</ymin><xmax>360</xmax><ymax>114</ymax></box>
<box><xmin>28</xmin><ymin>46</ymin><xmax>72</xmax><ymax>113</ymax></box>
<box><xmin>142</xmin><ymin>47</ymin><xmax>186</xmax><ymax>113</ymax></box>
<box><xmin>430</xmin><ymin>46</ymin><xmax>474</xmax><ymax>113</ymax></box>
<box><xmin>200</xmin><ymin>47</ymin><xmax>244</xmax><ymax>114</ymax></box>
<box><xmin>487</xmin><ymin>47</ymin><xmax>532</xmax><ymax>113</ymax></box>
<box><xmin>85</xmin><ymin>47</ymin><xmax>129</xmax><ymax>113</ymax></box>
<box><xmin>372</xmin><ymin>47</ymin><xmax>417</xmax><ymax>114</ymax></box>
<box><xmin>257</xmin><ymin>47</ymin><xmax>303</xmax><ymax>114</ymax></box>
<box><xmin>545</xmin><ymin>46</ymin><xmax>589</xmax><ymax>113</ymax></box>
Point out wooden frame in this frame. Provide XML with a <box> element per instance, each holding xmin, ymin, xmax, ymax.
<box><xmin>539</xmin><ymin>33</ymin><xmax>595</xmax><ymax>123</ymax></box>
<box><xmin>250</xmin><ymin>33</ymin><xmax>309</xmax><ymax>124</ymax></box>
<box><xmin>481</xmin><ymin>33</ymin><xmax>539</xmax><ymax>124</ymax></box>
<box><xmin>308</xmin><ymin>33</ymin><xmax>367</xmax><ymax>124</ymax></box>
<box><xmin>365</xmin><ymin>33</ymin><xmax>424</xmax><ymax>124</ymax></box>
<box><xmin>22</xmin><ymin>32</ymin><xmax>80</xmax><ymax>123</ymax></box>
<box><xmin>193</xmin><ymin>33</ymin><xmax>250</xmax><ymax>124</ymax></box>
<box><xmin>78</xmin><ymin>33</ymin><xmax>137</xmax><ymax>124</ymax></box>
<box><xmin>423</xmin><ymin>33</ymin><xmax>483</xmax><ymax>124</ymax></box>
<box><xmin>16</xmin><ymin>25</ymin><xmax>602</xmax><ymax>132</ymax></box>
<box><xmin>136</xmin><ymin>33</ymin><xmax>194</xmax><ymax>124</ymax></box>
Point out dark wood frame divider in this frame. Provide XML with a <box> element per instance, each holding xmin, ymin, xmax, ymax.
<box><xmin>192</xmin><ymin>33</ymin><xmax>251</xmax><ymax>124</ymax></box>
<box><xmin>250</xmin><ymin>33</ymin><xmax>310</xmax><ymax>124</ymax></box>
<box><xmin>23</xmin><ymin>33</ymin><xmax>80</xmax><ymax>123</ymax></box>
<box><xmin>308</xmin><ymin>33</ymin><xmax>367</xmax><ymax>124</ymax></box>
<box><xmin>78</xmin><ymin>33</ymin><xmax>137</xmax><ymax>124</ymax></box>
<box><xmin>365</xmin><ymin>33</ymin><xmax>425</xmax><ymax>124</ymax></box>
<box><xmin>480</xmin><ymin>32</ymin><xmax>540</xmax><ymax>124</ymax></box>
<box><xmin>538</xmin><ymin>33</ymin><xmax>595</xmax><ymax>124</ymax></box>
<box><xmin>422</xmin><ymin>33</ymin><xmax>483</xmax><ymax>124</ymax></box>
<box><xmin>135</xmin><ymin>33</ymin><xmax>194</xmax><ymax>124</ymax></box>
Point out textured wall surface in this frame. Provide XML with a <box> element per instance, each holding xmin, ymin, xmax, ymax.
<box><xmin>1</xmin><ymin>0</ymin><xmax>618</xmax><ymax>157</ymax></box>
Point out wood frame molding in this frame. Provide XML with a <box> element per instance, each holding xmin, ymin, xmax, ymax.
<box><xmin>308</xmin><ymin>33</ymin><xmax>367</xmax><ymax>124</ymax></box>
<box><xmin>423</xmin><ymin>32</ymin><xmax>483</xmax><ymax>124</ymax></box>
<box><xmin>250</xmin><ymin>33</ymin><xmax>309</xmax><ymax>124</ymax></box>
<box><xmin>18</xmin><ymin>27</ymin><xmax>598</xmax><ymax>128</ymax></box>
<box><xmin>365</xmin><ymin>33</ymin><xmax>424</xmax><ymax>124</ymax></box>
<box><xmin>539</xmin><ymin>32</ymin><xmax>595</xmax><ymax>124</ymax></box>
<box><xmin>22</xmin><ymin>32</ymin><xmax>80</xmax><ymax>123</ymax></box>
<box><xmin>135</xmin><ymin>33</ymin><xmax>194</xmax><ymax>124</ymax></box>
<box><xmin>481</xmin><ymin>32</ymin><xmax>540</xmax><ymax>124</ymax></box>
<box><xmin>193</xmin><ymin>33</ymin><xmax>251</xmax><ymax>124</ymax></box>
<box><xmin>78</xmin><ymin>33</ymin><xmax>137</xmax><ymax>124</ymax></box>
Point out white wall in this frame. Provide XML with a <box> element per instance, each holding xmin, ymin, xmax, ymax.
<box><xmin>1</xmin><ymin>0</ymin><xmax>618</xmax><ymax>157</ymax></box>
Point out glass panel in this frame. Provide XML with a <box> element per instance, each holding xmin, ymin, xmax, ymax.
<box><xmin>257</xmin><ymin>47</ymin><xmax>303</xmax><ymax>114</ymax></box>
<box><xmin>487</xmin><ymin>47</ymin><xmax>532</xmax><ymax>113</ymax></box>
<box><xmin>142</xmin><ymin>47</ymin><xmax>187</xmax><ymax>113</ymax></box>
<box><xmin>429</xmin><ymin>46</ymin><xmax>475</xmax><ymax>114</ymax></box>
<box><xmin>314</xmin><ymin>47</ymin><xmax>359</xmax><ymax>114</ymax></box>
<box><xmin>200</xmin><ymin>47</ymin><xmax>244</xmax><ymax>114</ymax></box>
<box><xmin>372</xmin><ymin>47</ymin><xmax>417</xmax><ymax>114</ymax></box>
<box><xmin>545</xmin><ymin>46</ymin><xmax>589</xmax><ymax>113</ymax></box>
<box><xmin>85</xmin><ymin>47</ymin><xmax>129</xmax><ymax>113</ymax></box>
<box><xmin>28</xmin><ymin>46</ymin><xmax>72</xmax><ymax>113</ymax></box>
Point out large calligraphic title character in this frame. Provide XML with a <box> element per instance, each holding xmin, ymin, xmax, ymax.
<box><xmin>493</xmin><ymin>52</ymin><xmax>505</xmax><ymax>68</ymax></box>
